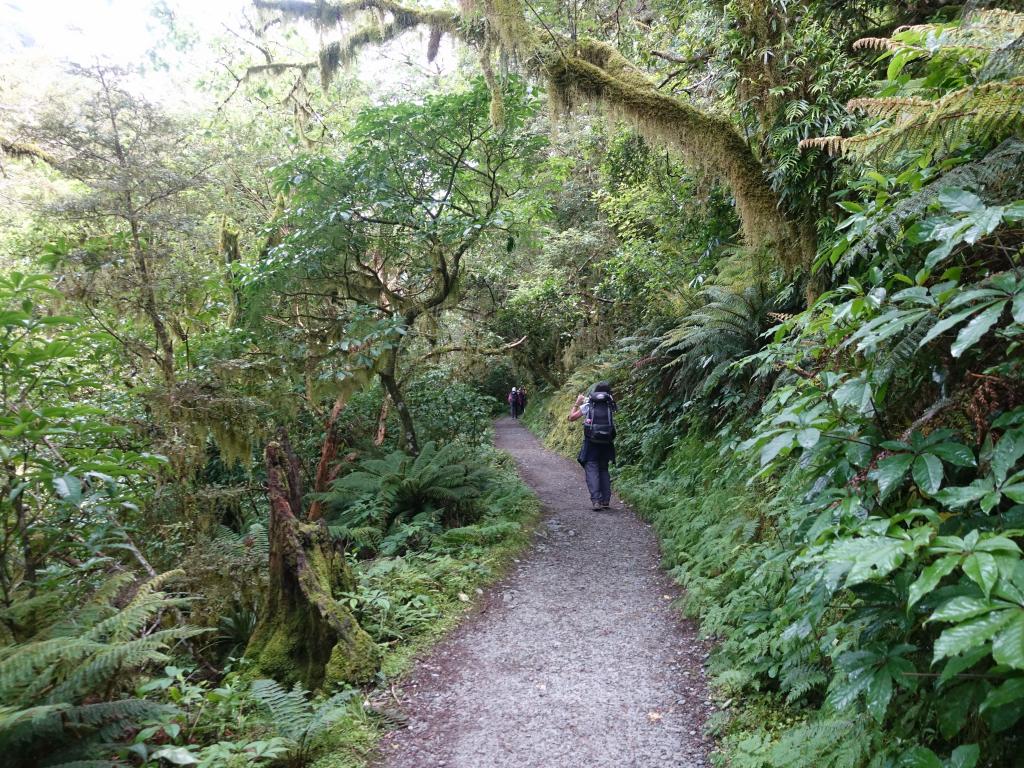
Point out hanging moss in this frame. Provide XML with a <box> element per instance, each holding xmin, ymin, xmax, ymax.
<box><xmin>479</xmin><ymin>26</ymin><xmax>505</xmax><ymax>128</ymax></box>
<box><xmin>427</xmin><ymin>24</ymin><xmax>443</xmax><ymax>62</ymax></box>
<box><xmin>483</xmin><ymin>0</ymin><xmax>537</xmax><ymax>55</ymax></box>
<box><xmin>257</xmin><ymin>0</ymin><xmax>462</xmax><ymax>90</ymax></box>
<box><xmin>319</xmin><ymin>41</ymin><xmax>342</xmax><ymax>90</ymax></box>
<box><xmin>544</xmin><ymin>40</ymin><xmax>810</xmax><ymax>264</ymax></box>
<box><xmin>220</xmin><ymin>219</ymin><xmax>243</xmax><ymax>324</ymax></box>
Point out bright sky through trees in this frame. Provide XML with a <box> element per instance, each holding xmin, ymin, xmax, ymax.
<box><xmin>1</xmin><ymin>0</ymin><xmax>458</xmax><ymax>102</ymax></box>
<box><xmin>1</xmin><ymin>0</ymin><xmax>246</xmax><ymax>63</ymax></box>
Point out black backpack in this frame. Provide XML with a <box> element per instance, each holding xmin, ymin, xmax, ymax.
<box><xmin>584</xmin><ymin>391</ymin><xmax>616</xmax><ymax>444</ymax></box>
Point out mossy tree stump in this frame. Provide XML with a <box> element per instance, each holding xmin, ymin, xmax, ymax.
<box><xmin>244</xmin><ymin>440</ymin><xmax>379</xmax><ymax>689</ymax></box>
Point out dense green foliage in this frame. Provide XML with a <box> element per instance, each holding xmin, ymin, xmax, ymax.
<box><xmin>4</xmin><ymin>0</ymin><xmax>1024</xmax><ymax>765</ymax></box>
<box><xmin>521</xmin><ymin>6</ymin><xmax>1024</xmax><ymax>767</ymax></box>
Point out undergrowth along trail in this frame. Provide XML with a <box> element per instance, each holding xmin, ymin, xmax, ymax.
<box><xmin>376</xmin><ymin>417</ymin><xmax>713</xmax><ymax>768</ymax></box>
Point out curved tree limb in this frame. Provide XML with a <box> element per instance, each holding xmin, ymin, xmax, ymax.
<box><xmin>0</xmin><ymin>138</ymin><xmax>57</xmax><ymax>166</ymax></box>
<box><xmin>253</xmin><ymin>0</ymin><xmax>813</xmax><ymax>264</ymax></box>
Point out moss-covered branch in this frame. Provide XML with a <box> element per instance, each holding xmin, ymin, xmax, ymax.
<box><xmin>255</xmin><ymin>0</ymin><xmax>812</xmax><ymax>262</ymax></box>
<box><xmin>545</xmin><ymin>40</ymin><xmax>803</xmax><ymax>257</ymax></box>
<box><xmin>251</xmin><ymin>0</ymin><xmax>464</xmax><ymax>94</ymax></box>
<box><xmin>1</xmin><ymin>138</ymin><xmax>57</xmax><ymax>166</ymax></box>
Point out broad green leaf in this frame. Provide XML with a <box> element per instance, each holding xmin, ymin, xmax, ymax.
<box><xmin>951</xmin><ymin>301</ymin><xmax>1006</xmax><ymax>358</ymax></box>
<box><xmin>991</xmin><ymin>432</ymin><xmax>1024</xmax><ymax>484</ymax></box>
<box><xmin>934</xmin><ymin>610</ymin><xmax>1015</xmax><ymax>662</ymax></box>
<box><xmin>975</xmin><ymin>535</ymin><xmax>1022</xmax><ymax>554</ymax></box>
<box><xmin>796</xmin><ymin>428</ymin><xmax>821</xmax><ymax>449</ymax></box>
<box><xmin>935</xmin><ymin>480</ymin><xmax>993</xmax><ymax>509</ymax></box>
<box><xmin>949</xmin><ymin>744</ymin><xmax>980</xmax><ymax>768</ymax></box>
<box><xmin>939</xmin><ymin>188</ymin><xmax>984</xmax><ymax>214</ymax></box>
<box><xmin>930</xmin><ymin>596</ymin><xmax>994</xmax><ymax>623</ymax></box>
<box><xmin>760</xmin><ymin>432</ymin><xmax>793</xmax><ymax>467</ymax></box>
<box><xmin>981</xmin><ymin>491</ymin><xmax>1002</xmax><ymax>514</ymax></box>
<box><xmin>963</xmin><ymin>552</ymin><xmax>999</xmax><ymax>597</ymax></box>
<box><xmin>1013</xmin><ymin>291</ymin><xmax>1024</xmax><ymax>323</ymax></box>
<box><xmin>871</xmin><ymin>453</ymin><xmax>915</xmax><ymax>496</ymax></box>
<box><xmin>936</xmin><ymin>685</ymin><xmax>976</xmax><ymax>738</ymax></box>
<box><xmin>939</xmin><ymin>644</ymin><xmax>991</xmax><ymax>684</ymax></box>
<box><xmin>151</xmin><ymin>747</ymin><xmax>199</xmax><ymax>766</ymax></box>
<box><xmin>981</xmin><ymin>677</ymin><xmax>1024</xmax><ymax>712</ymax></box>
<box><xmin>52</xmin><ymin>475</ymin><xmax>83</xmax><ymax>505</ymax></box>
<box><xmin>908</xmin><ymin>555</ymin><xmax>960</xmax><ymax>608</ymax></box>
<box><xmin>899</xmin><ymin>746</ymin><xmax>942</xmax><ymax>768</ymax></box>
<box><xmin>831</xmin><ymin>537</ymin><xmax>914</xmax><ymax>585</ymax></box>
<box><xmin>963</xmin><ymin>205</ymin><xmax>1005</xmax><ymax>244</ymax></box>
<box><xmin>834</xmin><ymin>377</ymin><xmax>874</xmax><ymax>415</ymax></box>
<box><xmin>929</xmin><ymin>442</ymin><xmax>976</xmax><ymax>467</ymax></box>
<box><xmin>913</xmin><ymin>454</ymin><xmax>944</xmax><ymax>494</ymax></box>
<box><xmin>866</xmin><ymin>668</ymin><xmax>893</xmax><ymax>721</ymax></box>
<box><xmin>992</xmin><ymin>613</ymin><xmax>1024</xmax><ymax>669</ymax></box>
<box><xmin>1003</xmin><ymin>484</ymin><xmax>1024</xmax><ymax>503</ymax></box>
<box><xmin>919</xmin><ymin>305</ymin><xmax>981</xmax><ymax>348</ymax></box>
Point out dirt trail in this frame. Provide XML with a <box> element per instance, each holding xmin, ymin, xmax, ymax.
<box><xmin>377</xmin><ymin>417</ymin><xmax>712</xmax><ymax>768</ymax></box>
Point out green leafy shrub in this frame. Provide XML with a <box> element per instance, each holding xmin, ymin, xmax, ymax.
<box><xmin>322</xmin><ymin>442</ymin><xmax>494</xmax><ymax>555</ymax></box>
<box><xmin>405</xmin><ymin>370</ymin><xmax>496</xmax><ymax>447</ymax></box>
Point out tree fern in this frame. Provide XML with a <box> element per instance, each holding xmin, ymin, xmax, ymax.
<box><xmin>802</xmin><ymin>9</ymin><xmax>1024</xmax><ymax>163</ymax></box>
<box><xmin>321</xmin><ymin>441</ymin><xmax>495</xmax><ymax>552</ymax></box>
<box><xmin>655</xmin><ymin>284</ymin><xmax>775</xmax><ymax>409</ymax></box>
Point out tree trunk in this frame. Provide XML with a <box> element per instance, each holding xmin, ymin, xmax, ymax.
<box><xmin>307</xmin><ymin>397</ymin><xmax>347</xmax><ymax>522</ymax></box>
<box><xmin>374</xmin><ymin>395</ymin><xmax>390</xmax><ymax>446</ymax></box>
<box><xmin>379</xmin><ymin>373</ymin><xmax>418</xmax><ymax>456</ymax></box>
<box><xmin>244</xmin><ymin>440</ymin><xmax>378</xmax><ymax>689</ymax></box>
<box><xmin>378</xmin><ymin>350</ymin><xmax>419</xmax><ymax>455</ymax></box>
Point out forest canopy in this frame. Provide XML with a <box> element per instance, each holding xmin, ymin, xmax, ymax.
<box><xmin>2</xmin><ymin>0</ymin><xmax>1024</xmax><ymax>766</ymax></box>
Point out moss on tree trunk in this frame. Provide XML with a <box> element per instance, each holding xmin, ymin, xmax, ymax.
<box><xmin>244</xmin><ymin>441</ymin><xmax>379</xmax><ymax>688</ymax></box>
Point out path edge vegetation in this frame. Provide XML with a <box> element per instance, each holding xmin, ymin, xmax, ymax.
<box><xmin>3</xmin><ymin>0</ymin><xmax>1024</xmax><ymax>766</ymax></box>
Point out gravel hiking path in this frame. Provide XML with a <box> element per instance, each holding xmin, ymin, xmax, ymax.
<box><xmin>376</xmin><ymin>417</ymin><xmax>712</xmax><ymax>768</ymax></box>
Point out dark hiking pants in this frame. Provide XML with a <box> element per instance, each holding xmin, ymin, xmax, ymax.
<box><xmin>584</xmin><ymin>460</ymin><xmax>611</xmax><ymax>504</ymax></box>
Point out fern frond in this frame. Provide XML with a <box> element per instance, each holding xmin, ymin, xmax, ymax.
<box><xmin>250</xmin><ymin>679</ymin><xmax>312</xmax><ymax>742</ymax></box>
<box><xmin>852</xmin><ymin>37</ymin><xmax>903</xmax><ymax>52</ymax></box>
<box><xmin>48</xmin><ymin>628</ymin><xmax>205</xmax><ymax>704</ymax></box>
<box><xmin>804</xmin><ymin>8</ymin><xmax>1024</xmax><ymax>163</ymax></box>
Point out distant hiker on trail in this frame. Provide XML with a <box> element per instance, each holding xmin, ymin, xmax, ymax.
<box><xmin>508</xmin><ymin>387</ymin><xmax>521</xmax><ymax>419</ymax></box>
<box><xmin>517</xmin><ymin>386</ymin><xmax>528</xmax><ymax>414</ymax></box>
<box><xmin>567</xmin><ymin>381</ymin><xmax>617</xmax><ymax>511</ymax></box>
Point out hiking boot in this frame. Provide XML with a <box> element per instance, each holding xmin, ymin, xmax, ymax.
<box><xmin>601</xmin><ymin>501</ymin><xmax>611</xmax><ymax>509</ymax></box>
<box><xmin>592</xmin><ymin>501</ymin><xmax>603</xmax><ymax>511</ymax></box>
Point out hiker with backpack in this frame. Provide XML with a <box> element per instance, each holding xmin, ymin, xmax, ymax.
<box><xmin>517</xmin><ymin>386</ymin><xmax>528</xmax><ymax>415</ymax></box>
<box><xmin>567</xmin><ymin>381</ymin><xmax>617</xmax><ymax>510</ymax></box>
<box><xmin>508</xmin><ymin>387</ymin><xmax>521</xmax><ymax>419</ymax></box>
